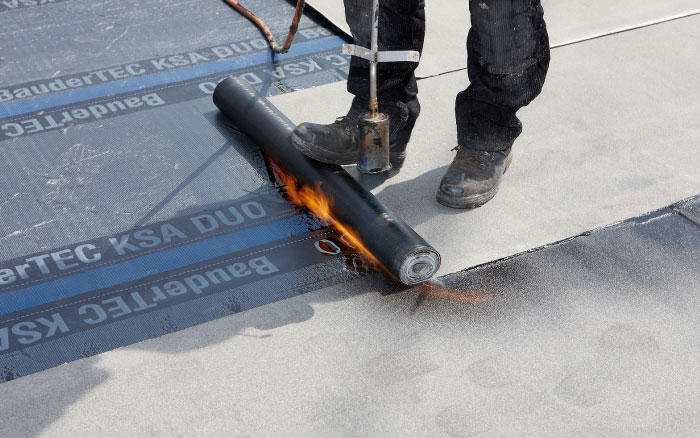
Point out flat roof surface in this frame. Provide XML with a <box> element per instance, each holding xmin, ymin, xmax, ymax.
<box><xmin>1</xmin><ymin>0</ymin><xmax>699</xmax><ymax>436</ymax></box>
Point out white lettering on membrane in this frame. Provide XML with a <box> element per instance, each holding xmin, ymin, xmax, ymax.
<box><xmin>0</xmin><ymin>202</ymin><xmax>268</xmax><ymax>287</ymax></box>
<box><xmin>0</xmin><ymin>0</ymin><xmax>59</xmax><ymax>11</ymax></box>
<box><xmin>0</xmin><ymin>25</ymin><xmax>336</xmax><ymax>104</ymax></box>
<box><xmin>1</xmin><ymin>93</ymin><xmax>165</xmax><ymax>138</ymax></box>
<box><xmin>0</xmin><ymin>255</ymin><xmax>280</xmax><ymax>352</ymax></box>
<box><xmin>0</xmin><ymin>64</ymin><xmax>147</xmax><ymax>103</ymax></box>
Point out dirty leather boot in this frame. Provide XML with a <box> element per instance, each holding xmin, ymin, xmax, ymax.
<box><xmin>436</xmin><ymin>146</ymin><xmax>513</xmax><ymax>209</ymax></box>
<box><xmin>290</xmin><ymin>97</ymin><xmax>419</xmax><ymax>170</ymax></box>
<box><xmin>290</xmin><ymin>116</ymin><xmax>361</xmax><ymax>165</ymax></box>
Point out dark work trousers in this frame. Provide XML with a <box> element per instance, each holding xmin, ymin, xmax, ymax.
<box><xmin>343</xmin><ymin>0</ymin><xmax>550</xmax><ymax>151</ymax></box>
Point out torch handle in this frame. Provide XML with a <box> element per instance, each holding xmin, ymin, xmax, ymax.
<box><xmin>369</xmin><ymin>0</ymin><xmax>379</xmax><ymax>118</ymax></box>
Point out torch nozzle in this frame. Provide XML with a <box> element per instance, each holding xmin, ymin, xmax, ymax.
<box><xmin>357</xmin><ymin>112</ymin><xmax>391</xmax><ymax>174</ymax></box>
<box><xmin>369</xmin><ymin>98</ymin><xmax>379</xmax><ymax>119</ymax></box>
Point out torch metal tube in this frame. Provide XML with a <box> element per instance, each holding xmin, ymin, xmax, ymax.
<box><xmin>213</xmin><ymin>77</ymin><xmax>440</xmax><ymax>285</ymax></box>
<box><xmin>368</xmin><ymin>0</ymin><xmax>379</xmax><ymax>117</ymax></box>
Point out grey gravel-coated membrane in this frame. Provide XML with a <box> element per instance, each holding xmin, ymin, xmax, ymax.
<box><xmin>0</xmin><ymin>0</ymin><xmax>366</xmax><ymax>381</ymax></box>
<box><xmin>2</xmin><ymin>0</ymin><xmax>700</xmax><ymax>391</ymax></box>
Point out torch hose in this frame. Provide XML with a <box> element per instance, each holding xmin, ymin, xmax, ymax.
<box><xmin>221</xmin><ymin>0</ymin><xmax>306</xmax><ymax>54</ymax></box>
<box><xmin>213</xmin><ymin>77</ymin><xmax>441</xmax><ymax>285</ymax></box>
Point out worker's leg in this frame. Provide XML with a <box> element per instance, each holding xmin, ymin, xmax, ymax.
<box><xmin>456</xmin><ymin>0</ymin><xmax>549</xmax><ymax>151</ymax></box>
<box><xmin>291</xmin><ymin>0</ymin><xmax>425</xmax><ymax>169</ymax></box>
<box><xmin>344</xmin><ymin>0</ymin><xmax>425</xmax><ymax>147</ymax></box>
<box><xmin>437</xmin><ymin>0</ymin><xmax>550</xmax><ymax>209</ymax></box>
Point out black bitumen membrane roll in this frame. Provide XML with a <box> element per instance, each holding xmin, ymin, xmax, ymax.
<box><xmin>213</xmin><ymin>77</ymin><xmax>441</xmax><ymax>285</ymax></box>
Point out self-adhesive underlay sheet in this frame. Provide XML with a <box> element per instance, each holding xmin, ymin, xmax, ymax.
<box><xmin>0</xmin><ymin>0</ymin><xmax>371</xmax><ymax>381</ymax></box>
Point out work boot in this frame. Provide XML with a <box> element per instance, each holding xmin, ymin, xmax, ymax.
<box><xmin>291</xmin><ymin>115</ymin><xmax>361</xmax><ymax>165</ymax></box>
<box><xmin>436</xmin><ymin>146</ymin><xmax>513</xmax><ymax>209</ymax></box>
<box><xmin>290</xmin><ymin>97</ymin><xmax>419</xmax><ymax>170</ymax></box>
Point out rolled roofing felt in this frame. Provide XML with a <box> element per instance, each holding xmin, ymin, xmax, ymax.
<box><xmin>213</xmin><ymin>77</ymin><xmax>440</xmax><ymax>285</ymax></box>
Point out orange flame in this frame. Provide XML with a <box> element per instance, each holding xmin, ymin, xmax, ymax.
<box><xmin>272</xmin><ymin>162</ymin><xmax>379</xmax><ymax>265</ymax></box>
<box><xmin>421</xmin><ymin>282</ymin><xmax>490</xmax><ymax>303</ymax></box>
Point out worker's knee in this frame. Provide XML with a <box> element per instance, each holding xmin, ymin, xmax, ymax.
<box><xmin>468</xmin><ymin>0</ymin><xmax>548</xmax><ymax>74</ymax></box>
<box><xmin>343</xmin><ymin>0</ymin><xmax>372</xmax><ymax>45</ymax></box>
<box><xmin>344</xmin><ymin>0</ymin><xmax>425</xmax><ymax>48</ymax></box>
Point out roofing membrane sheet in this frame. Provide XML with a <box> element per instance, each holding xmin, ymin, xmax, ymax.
<box><xmin>1</xmin><ymin>3</ymin><xmax>699</xmax><ymax>436</ymax></box>
<box><xmin>0</xmin><ymin>0</ymin><xmax>368</xmax><ymax>380</ymax></box>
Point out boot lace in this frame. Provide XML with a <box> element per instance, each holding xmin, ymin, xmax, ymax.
<box><xmin>332</xmin><ymin>116</ymin><xmax>356</xmax><ymax>135</ymax></box>
<box><xmin>452</xmin><ymin>146</ymin><xmax>492</xmax><ymax>171</ymax></box>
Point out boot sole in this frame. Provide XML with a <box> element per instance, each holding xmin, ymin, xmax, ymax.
<box><xmin>291</xmin><ymin>132</ymin><xmax>407</xmax><ymax>172</ymax></box>
<box><xmin>436</xmin><ymin>153</ymin><xmax>513</xmax><ymax>209</ymax></box>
